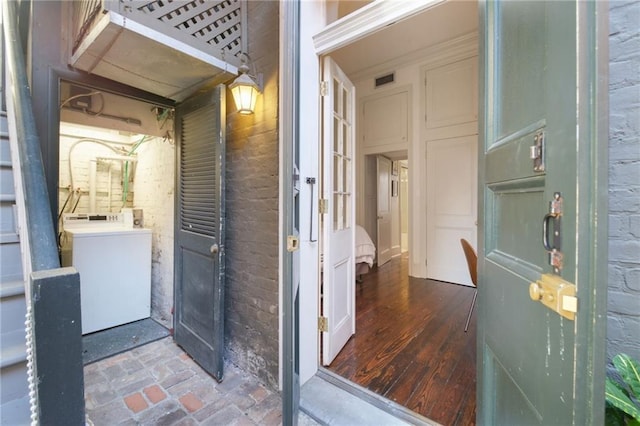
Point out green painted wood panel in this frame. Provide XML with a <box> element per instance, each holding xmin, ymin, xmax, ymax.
<box><xmin>478</xmin><ymin>1</ymin><xmax>607</xmax><ymax>424</ymax></box>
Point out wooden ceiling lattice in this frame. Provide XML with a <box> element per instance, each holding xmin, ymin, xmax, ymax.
<box><xmin>71</xmin><ymin>0</ymin><xmax>103</xmax><ymax>54</ymax></box>
<box><xmin>122</xmin><ymin>0</ymin><xmax>243</xmax><ymax>60</ymax></box>
<box><xmin>69</xmin><ymin>0</ymin><xmax>242</xmax><ymax>101</ymax></box>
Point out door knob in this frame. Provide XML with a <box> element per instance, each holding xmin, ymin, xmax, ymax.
<box><xmin>210</xmin><ymin>244</ymin><xmax>219</xmax><ymax>255</ymax></box>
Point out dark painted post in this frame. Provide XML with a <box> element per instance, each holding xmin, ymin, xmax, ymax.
<box><xmin>30</xmin><ymin>268</ymin><xmax>85</xmax><ymax>425</ymax></box>
<box><xmin>282</xmin><ymin>1</ymin><xmax>301</xmax><ymax>425</ymax></box>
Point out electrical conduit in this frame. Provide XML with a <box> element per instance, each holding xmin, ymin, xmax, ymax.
<box><xmin>122</xmin><ymin>135</ymin><xmax>147</xmax><ymax>207</ymax></box>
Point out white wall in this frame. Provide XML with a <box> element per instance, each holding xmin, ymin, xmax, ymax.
<box><xmin>353</xmin><ymin>33</ymin><xmax>478</xmax><ymax>278</ymax></box>
<box><xmin>295</xmin><ymin>0</ymin><xmax>325</xmax><ymax>386</ymax></box>
<box><xmin>354</xmin><ymin>64</ymin><xmax>420</xmax><ymax>276</ymax></box>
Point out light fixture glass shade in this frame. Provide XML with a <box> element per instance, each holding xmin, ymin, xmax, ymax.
<box><xmin>229</xmin><ymin>73</ymin><xmax>260</xmax><ymax>114</ymax></box>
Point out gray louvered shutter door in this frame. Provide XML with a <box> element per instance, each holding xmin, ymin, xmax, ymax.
<box><xmin>174</xmin><ymin>86</ymin><xmax>225</xmax><ymax>381</ymax></box>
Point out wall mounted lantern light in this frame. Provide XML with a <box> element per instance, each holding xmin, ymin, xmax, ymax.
<box><xmin>230</xmin><ymin>53</ymin><xmax>262</xmax><ymax>115</ymax></box>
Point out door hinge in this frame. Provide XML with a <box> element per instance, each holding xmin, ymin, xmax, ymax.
<box><xmin>529</xmin><ymin>130</ymin><xmax>545</xmax><ymax>172</ymax></box>
<box><xmin>287</xmin><ymin>235</ymin><xmax>299</xmax><ymax>252</ymax></box>
<box><xmin>320</xmin><ymin>81</ymin><xmax>328</xmax><ymax>96</ymax></box>
<box><xmin>529</xmin><ymin>273</ymin><xmax>577</xmax><ymax>320</ymax></box>
<box><xmin>319</xmin><ymin>198</ymin><xmax>328</xmax><ymax>214</ymax></box>
<box><xmin>318</xmin><ymin>316</ymin><xmax>328</xmax><ymax>332</ymax></box>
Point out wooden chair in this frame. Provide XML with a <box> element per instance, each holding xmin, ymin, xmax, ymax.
<box><xmin>460</xmin><ymin>239</ymin><xmax>477</xmax><ymax>332</ymax></box>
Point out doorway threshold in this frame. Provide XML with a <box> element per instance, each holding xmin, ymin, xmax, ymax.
<box><xmin>82</xmin><ymin>318</ymin><xmax>170</xmax><ymax>365</ymax></box>
<box><xmin>300</xmin><ymin>368</ymin><xmax>439</xmax><ymax>426</ymax></box>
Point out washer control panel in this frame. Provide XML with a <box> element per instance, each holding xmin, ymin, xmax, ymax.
<box><xmin>63</xmin><ymin>213</ymin><xmax>124</xmax><ymax>227</ymax></box>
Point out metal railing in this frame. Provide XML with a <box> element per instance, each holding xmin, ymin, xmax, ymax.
<box><xmin>3</xmin><ymin>0</ymin><xmax>59</xmax><ymax>271</ymax></box>
<box><xmin>2</xmin><ymin>1</ymin><xmax>85</xmax><ymax>424</ymax></box>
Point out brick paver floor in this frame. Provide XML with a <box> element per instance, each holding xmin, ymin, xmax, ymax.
<box><xmin>84</xmin><ymin>336</ymin><xmax>316</xmax><ymax>425</ymax></box>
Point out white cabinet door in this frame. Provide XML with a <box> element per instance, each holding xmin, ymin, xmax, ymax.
<box><xmin>426</xmin><ymin>135</ymin><xmax>477</xmax><ymax>285</ymax></box>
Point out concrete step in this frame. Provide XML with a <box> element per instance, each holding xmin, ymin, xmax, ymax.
<box><xmin>0</xmin><ymin>294</ymin><xmax>27</xmax><ymax>336</ymax></box>
<box><xmin>0</xmin><ymin>242</ymin><xmax>23</xmax><ymax>283</ymax></box>
<box><xmin>0</xmin><ymin>112</ymin><xmax>29</xmax><ymax>425</ymax></box>
<box><xmin>0</xmin><ymin>280</ymin><xmax>24</xmax><ymax>298</ymax></box>
<box><xmin>0</xmin><ymin>329</ymin><xmax>27</xmax><ymax>369</ymax></box>
<box><xmin>0</xmin><ymin>360</ymin><xmax>29</xmax><ymax>425</ymax></box>
<box><xmin>0</xmin><ymin>296</ymin><xmax>27</xmax><ymax>379</ymax></box>
<box><xmin>301</xmin><ymin>375</ymin><xmax>414</xmax><ymax>426</ymax></box>
<box><xmin>0</xmin><ymin>232</ymin><xmax>19</xmax><ymax>244</ymax></box>
<box><xmin>0</xmin><ymin>194</ymin><xmax>16</xmax><ymax>203</ymax></box>
<box><xmin>0</xmin><ymin>167</ymin><xmax>15</xmax><ymax>195</ymax></box>
<box><xmin>0</xmin><ymin>201</ymin><xmax>18</xmax><ymax>235</ymax></box>
<box><xmin>0</xmin><ymin>395</ymin><xmax>31</xmax><ymax>426</ymax></box>
<box><xmin>0</xmin><ymin>132</ymin><xmax>10</xmax><ymax>165</ymax></box>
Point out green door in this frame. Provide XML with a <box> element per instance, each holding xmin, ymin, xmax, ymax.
<box><xmin>478</xmin><ymin>1</ymin><xmax>607</xmax><ymax>424</ymax></box>
<box><xmin>174</xmin><ymin>86</ymin><xmax>226</xmax><ymax>381</ymax></box>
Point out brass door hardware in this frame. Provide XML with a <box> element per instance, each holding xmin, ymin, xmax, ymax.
<box><xmin>529</xmin><ymin>274</ymin><xmax>577</xmax><ymax>320</ymax></box>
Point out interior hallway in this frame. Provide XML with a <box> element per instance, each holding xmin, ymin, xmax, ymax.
<box><xmin>327</xmin><ymin>254</ymin><xmax>477</xmax><ymax>426</ymax></box>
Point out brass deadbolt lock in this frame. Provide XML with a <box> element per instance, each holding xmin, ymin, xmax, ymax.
<box><xmin>529</xmin><ymin>274</ymin><xmax>577</xmax><ymax>320</ymax></box>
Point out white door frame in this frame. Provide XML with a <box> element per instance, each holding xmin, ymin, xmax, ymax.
<box><xmin>293</xmin><ymin>0</ymin><xmax>446</xmax><ymax>387</ymax></box>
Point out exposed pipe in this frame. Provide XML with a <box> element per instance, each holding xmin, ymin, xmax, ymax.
<box><xmin>121</xmin><ymin>136</ymin><xmax>147</xmax><ymax>206</ymax></box>
<box><xmin>61</xmin><ymin>105</ymin><xmax>142</xmax><ymax>126</ymax></box>
<box><xmin>57</xmin><ymin>186</ymin><xmax>73</xmax><ymax>223</ymax></box>
<box><xmin>71</xmin><ymin>190</ymin><xmax>83</xmax><ymax>213</ymax></box>
<box><xmin>67</xmin><ymin>139</ymin><xmax>121</xmax><ymax>196</ymax></box>
<box><xmin>96</xmin><ymin>155</ymin><xmax>138</xmax><ymax>162</ymax></box>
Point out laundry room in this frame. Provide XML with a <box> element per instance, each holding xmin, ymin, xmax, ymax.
<box><xmin>57</xmin><ymin>81</ymin><xmax>176</xmax><ymax>333</ymax></box>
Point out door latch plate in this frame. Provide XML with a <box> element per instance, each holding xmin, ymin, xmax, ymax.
<box><xmin>529</xmin><ymin>273</ymin><xmax>577</xmax><ymax>320</ymax></box>
<box><xmin>287</xmin><ymin>235</ymin><xmax>299</xmax><ymax>252</ymax></box>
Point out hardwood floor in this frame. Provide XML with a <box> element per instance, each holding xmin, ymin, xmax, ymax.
<box><xmin>327</xmin><ymin>254</ymin><xmax>477</xmax><ymax>426</ymax></box>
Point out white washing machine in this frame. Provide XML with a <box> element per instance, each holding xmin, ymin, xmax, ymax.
<box><xmin>61</xmin><ymin>213</ymin><xmax>152</xmax><ymax>335</ymax></box>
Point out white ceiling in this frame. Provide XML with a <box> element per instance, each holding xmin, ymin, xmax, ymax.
<box><xmin>331</xmin><ymin>0</ymin><xmax>479</xmax><ymax>78</ymax></box>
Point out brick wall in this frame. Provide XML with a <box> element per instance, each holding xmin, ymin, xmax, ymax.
<box><xmin>608</xmin><ymin>1</ymin><xmax>640</xmax><ymax>361</ymax></box>
<box><xmin>224</xmin><ymin>1</ymin><xmax>280</xmax><ymax>388</ymax></box>
<box><xmin>133</xmin><ymin>137</ymin><xmax>175</xmax><ymax>329</ymax></box>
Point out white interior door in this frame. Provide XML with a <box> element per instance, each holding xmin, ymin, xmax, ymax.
<box><xmin>426</xmin><ymin>135</ymin><xmax>477</xmax><ymax>285</ymax></box>
<box><xmin>321</xmin><ymin>56</ymin><xmax>355</xmax><ymax>366</ymax></box>
<box><xmin>376</xmin><ymin>156</ymin><xmax>392</xmax><ymax>266</ymax></box>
